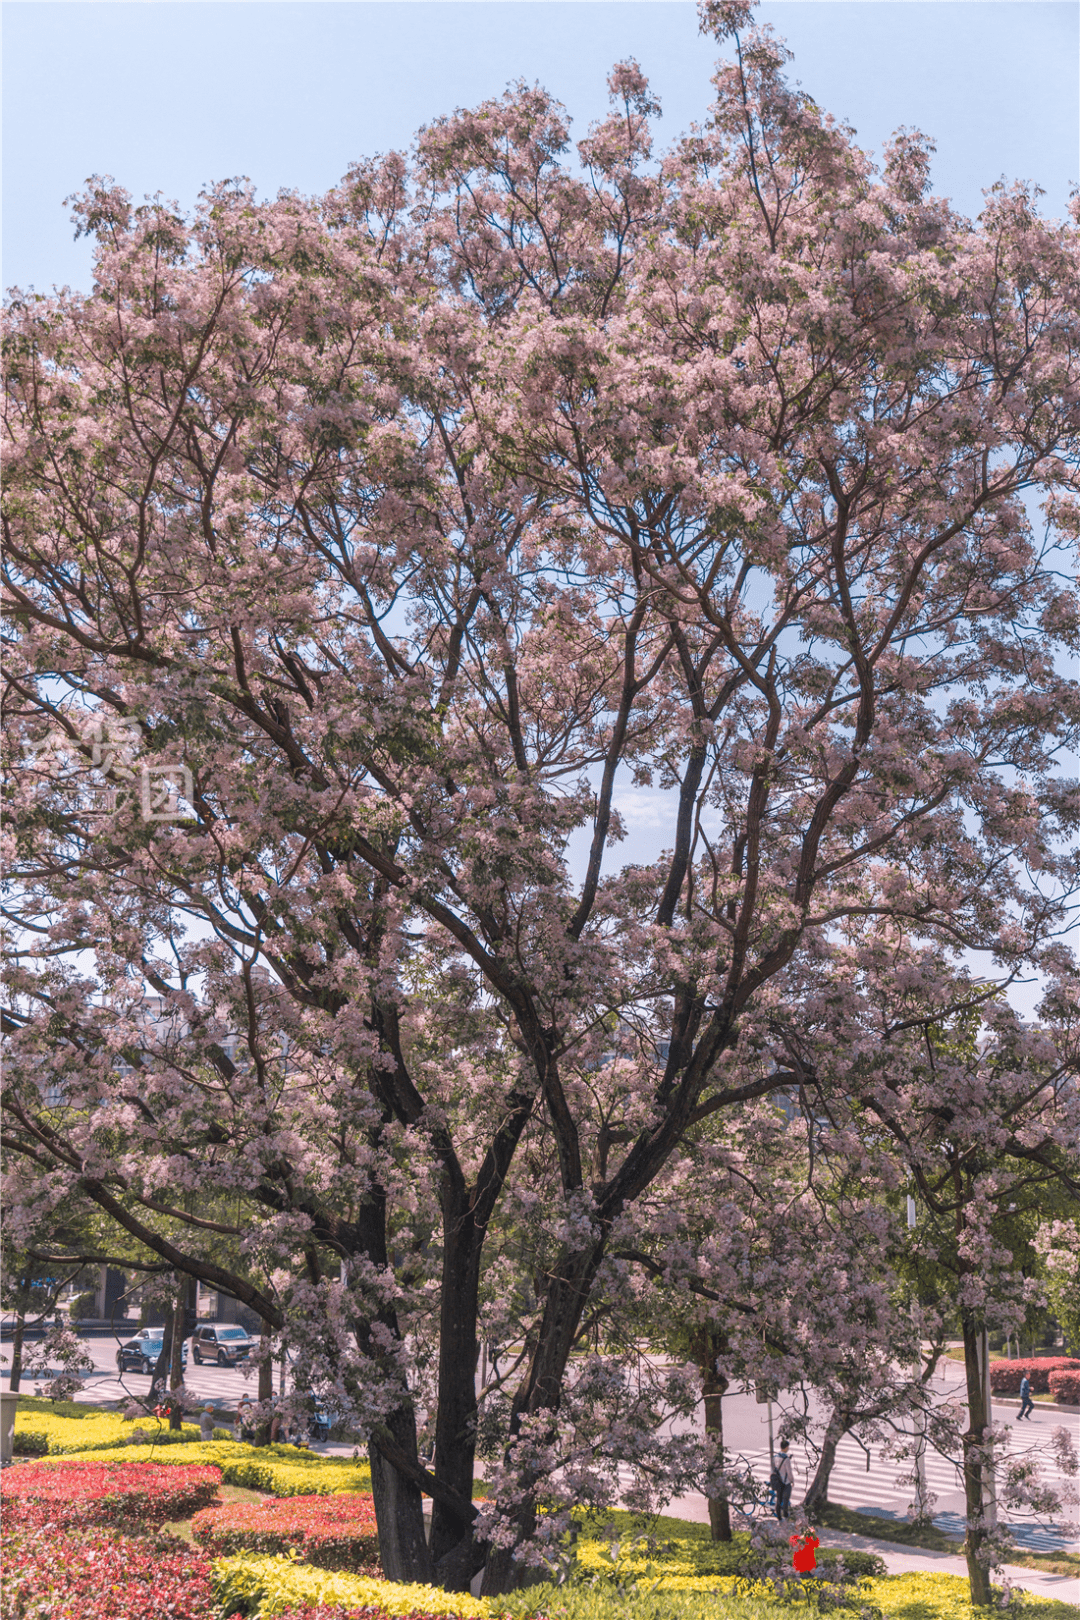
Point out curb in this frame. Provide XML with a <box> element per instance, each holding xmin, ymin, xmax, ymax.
<box><xmin>994</xmin><ymin>1396</ymin><xmax>1080</xmax><ymax>1416</ymax></box>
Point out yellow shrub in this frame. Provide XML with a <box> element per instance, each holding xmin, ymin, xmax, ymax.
<box><xmin>866</xmin><ymin>1572</ymin><xmax>1078</xmax><ymax>1620</ymax></box>
<box><xmin>55</xmin><ymin>1439</ymin><xmax>372</xmax><ymax>1495</ymax></box>
<box><xmin>211</xmin><ymin>1553</ymin><xmax>489</xmax><ymax>1618</ymax></box>
<box><xmin>13</xmin><ymin>1409</ymin><xmax>201</xmax><ymax>1453</ymax></box>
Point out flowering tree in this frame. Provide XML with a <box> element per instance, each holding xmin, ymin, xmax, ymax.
<box><xmin>758</xmin><ymin>937</ymin><xmax>1080</xmax><ymax>1602</ymax></box>
<box><xmin>3</xmin><ymin>0</ymin><xmax>1079</xmax><ymax>1593</ymax></box>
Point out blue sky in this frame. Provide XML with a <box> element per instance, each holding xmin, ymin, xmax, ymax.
<box><xmin>3</xmin><ymin>2</ymin><xmax>1078</xmax><ymax>294</ymax></box>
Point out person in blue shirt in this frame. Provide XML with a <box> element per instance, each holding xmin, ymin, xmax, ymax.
<box><xmin>1018</xmin><ymin>1374</ymin><xmax>1034</xmax><ymax>1420</ymax></box>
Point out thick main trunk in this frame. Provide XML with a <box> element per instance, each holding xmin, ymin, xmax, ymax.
<box><xmin>481</xmin><ymin>1255</ymin><xmax>599</xmax><ymax>1596</ymax></box>
<box><xmin>802</xmin><ymin>1406</ymin><xmax>849</xmax><ymax>1517</ymax></box>
<box><xmin>429</xmin><ymin>1205</ymin><xmax>484</xmax><ymax>1589</ymax></box>
<box><xmin>960</xmin><ymin>1310</ymin><xmax>994</xmax><ymax>1607</ymax></box>
<box><xmin>370</xmin><ymin>1403</ymin><xmax>435</xmax><ymax>1585</ymax></box>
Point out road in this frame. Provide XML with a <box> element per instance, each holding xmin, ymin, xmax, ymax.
<box><xmin>656</xmin><ymin>1357</ymin><xmax>1079</xmax><ymax>1557</ymax></box>
<box><xmin>4</xmin><ymin>1329</ymin><xmax>264</xmax><ymax>1415</ymax></box>
<box><xmin>6</xmin><ymin>1331</ymin><xmax>1076</xmax><ymax>1555</ymax></box>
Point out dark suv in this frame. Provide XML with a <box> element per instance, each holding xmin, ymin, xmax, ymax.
<box><xmin>191</xmin><ymin>1324</ymin><xmax>254</xmax><ymax>1366</ymax></box>
<box><xmin>116</xmin><ymin>1330</ymin><xmax>188</xmax><ymax>1374</ymax></box>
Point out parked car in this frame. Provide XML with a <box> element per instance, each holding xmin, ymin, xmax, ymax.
<box><xmin>116</xmin><ymin>1332</ymin><xmax>188</xmax><ymax>1374</ymax></box>
<box><xmin>191</xmin><ymin>1324</ymin><xmax>254</xmax><ymax>1366</ymax></box>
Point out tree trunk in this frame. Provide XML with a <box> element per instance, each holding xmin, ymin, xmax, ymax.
<box><xmin>481</xmin><ymin>1255</ymin><xmax>599</xmax><ymax>1595</ymax></box>
<box><xmin>8</xmin><ymin>1286</ymin><xmax>30</xmax><ymax>1393</ymax></box>
<box><xmin>429</xmin><ymin>1200</ymin><xmax>484</xmax><ymax>1588</ymax></box>
<box><xmin>168</xmin><ymin>1280</ymin><xmax>185</xmax><ymax>1429</ymax></box>
<box><xmin>151</xmin><ymin>1306</ymin><xmax>174</xmax><ymax>1400</ymax></box>
<box><xmin>255</xmin><ymin>1319</ymin><xmax>274</xmax><ymax>1445</ymax></box>
<box><xmin>802</xmin><ymin>1405</ymin><xmax>850</xmax><ymax>1517</ymax></box>
<box><xmin>698</xmin><ymin>1330</ymin><xmax>731</xmax><ymax>1540</ymax></box>
<box><xmin>960</xmin><ymin>1309</ymin><xmax>994</xmax><ymax>1607</ymax></box>
<box><xmin>370</xmin><ymin>1403</ymin><xmax>435</xmax><ymax>1585</ymax></box>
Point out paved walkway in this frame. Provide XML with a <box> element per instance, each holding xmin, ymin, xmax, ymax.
<box><xmin>662</xmin><ymin>1489</ymin><xmax>1079</xmax><ymax>1604</ymax></box>
<box><xmin>814</xmin><ymin>1525</ymin><xmax>1079</xmax><ymax>1606</ymax></box>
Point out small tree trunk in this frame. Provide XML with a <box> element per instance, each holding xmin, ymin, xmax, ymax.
<box><xmin>698</xmin><ymin>1330</ymin><xmax>732</xmax><ymax>1541</ymax></box>
<box><xmin>960</xmin><ymin>1309</ymin><xmax>994</xmax><ymax>1607</ymax></box>
<box><xmin>256</xmin><ymin>1319</ymin><xmax>274</xmax><ymax>1445</ymax></box>
<box><xmin>168</xmin><ymin>1280</ymin><xmax>185</xmax><ymax>1429</ymax></box>
<box><xmin>481</xmin><ymin>1256</ymin><xmax>599</xmax><ymax>1595</ymax></box>
<box><xmin>150</xmin><ymin>1308</ymin><xmax>174</xmax><ymax>1419</ymax></box>
<box><xmin>9</xmin><ymin>1309</ymin><xmax>28</xmax><ymax>1395</ymax></box>
<box><xmin>802</xmin><ymin>1405</ymin><xmax>850</xmax><ymax>1517</ymax></box>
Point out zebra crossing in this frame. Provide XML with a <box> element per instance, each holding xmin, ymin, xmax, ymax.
<box><xmin>721</xmin><ymin>1435</ymin><xmax>1078</xmax><ymax>1555</ymax></box>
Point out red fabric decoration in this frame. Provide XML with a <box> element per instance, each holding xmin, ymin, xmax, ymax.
<box><xmin>791</xmin><ymin>1530</ymin><xmax>819</xmax><ymax>1573</ymax></box>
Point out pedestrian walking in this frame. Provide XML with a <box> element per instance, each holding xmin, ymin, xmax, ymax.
<box><xmin>1018</xmin><ymin>1374</ymin><xmax>1035</xmax><ymax>1420</ymax></box>
<box><xmin>775</xmin><ymin>1439</ymin><xmax>794</xmax><ymax>1520</ymax></box>
<box><xmin>199</xmin><ymin>1404</ymin><xmax>215</xmax><ymax>1442</ymax></box>
<box><xmin>236</xmin><ymin>1393</ymin><xmax>255</xmax><ymax>1442</ymax></box>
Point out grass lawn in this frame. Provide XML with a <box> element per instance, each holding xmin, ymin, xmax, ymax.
<box><xmin>162</xmin><ymin>1481</ymin><xmax>266</xmax><ymax>1541</ymax></box>
<box><xmin>12</xmin><ymin>1393</ymin><xmax>121</xmax><ymax>1418</ymax></box>
<box><xmin>816</xmin><ymin>1502</ymin><xmax>1080</xmax><ymax>1580</ymax></box>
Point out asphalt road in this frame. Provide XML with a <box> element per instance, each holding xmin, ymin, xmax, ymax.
<box><xmin>6</xmin><ymin>1332</ymin><xmax>1076</xmax><ymax>1554</ymax></box>
<box><xmin>5</xmin><ymin>1329</ymin><xmax>264</xmax><ymax>1415</ymax></box>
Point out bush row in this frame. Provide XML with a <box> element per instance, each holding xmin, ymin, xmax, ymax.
<box><xmin>13</xmin><ymin>1406</ymin><xmax>203</xmax><ymax>1453</ymax></box>
<box><xmin>988</xmin><ymin>1356</ymin><xmax>1080</xmax><ymax>1396</ymax></box>
<box><xmin>1047</xmin><ymin>1368</ymin><xmax>1080</xmax><ymax>1403</ymax></box>
<box><xmin>193</xmin><ymin>1493</ymin><xmax>380</xmax><ymax>1572</ymax></box>
<box><xmin>0</xmin><ymin>1459</ymin><xmax>221</xmax><ymax>1532</ymax></box>
<box><xmin>53</xmin><ymin>1439</ymin><xmax>373</xmax><ymax>1496</ymax></box>
<box><xmin>211</xmin><ymin>1555</ymin><xmax>490</xmax><ymax>1620</ymax></box>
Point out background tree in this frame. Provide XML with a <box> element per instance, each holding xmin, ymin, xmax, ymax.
<box><xmin>767</xmin><ymin>941</ymin><xmax>1080</xmax><ymax>1604</ymax></box>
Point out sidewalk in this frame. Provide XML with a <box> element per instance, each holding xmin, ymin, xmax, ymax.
<box><xmin>815</xmin><ymin>1525</ymin><xmax>1079</xmax><ymax>1604</ymax></box>
<box><xmin>664</xmin><ymin>1489</ymin><xmax>1078</xmax><ymax>1603</ymax></box>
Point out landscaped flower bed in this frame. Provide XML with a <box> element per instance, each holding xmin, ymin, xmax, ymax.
<box><xmin>0</xmin><ymin>1458</ymin><xmax>221</xmax><ymax>1531</ymax></box>
<box><xmin>193</xmin><ymin>1492</ymin><xmax>381</xmax><ymax>1572</ymax></box>
<box><xmin>0</xmin><ymin>1525</ymin><xmax>215</xmax><ymax>1620</ymax></box>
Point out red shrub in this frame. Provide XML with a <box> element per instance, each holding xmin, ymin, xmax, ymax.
<box><xmin>0</xmin><ymin>1459</ymin><xmax>221</xmax><ymax>1532</ymax></box>
<box><xmin>0</xmin><ymin>1526</ymin><xmax>215</xmax><ymax>1620</ymax></box>
<box><xmin>988</xmin><ymin>1356</ymin><xmax>1080</xmax><ymax>1396</ymax></box>
<box><xmin>1048</xmin><ymin>1369</ymin><xmax>1080</xmax><ymax>1404</ymax></box>
<box><xmin>192</xmin><ymin>1492</ymin><xmax>380</xmax><ymax>1573</ymax></box>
